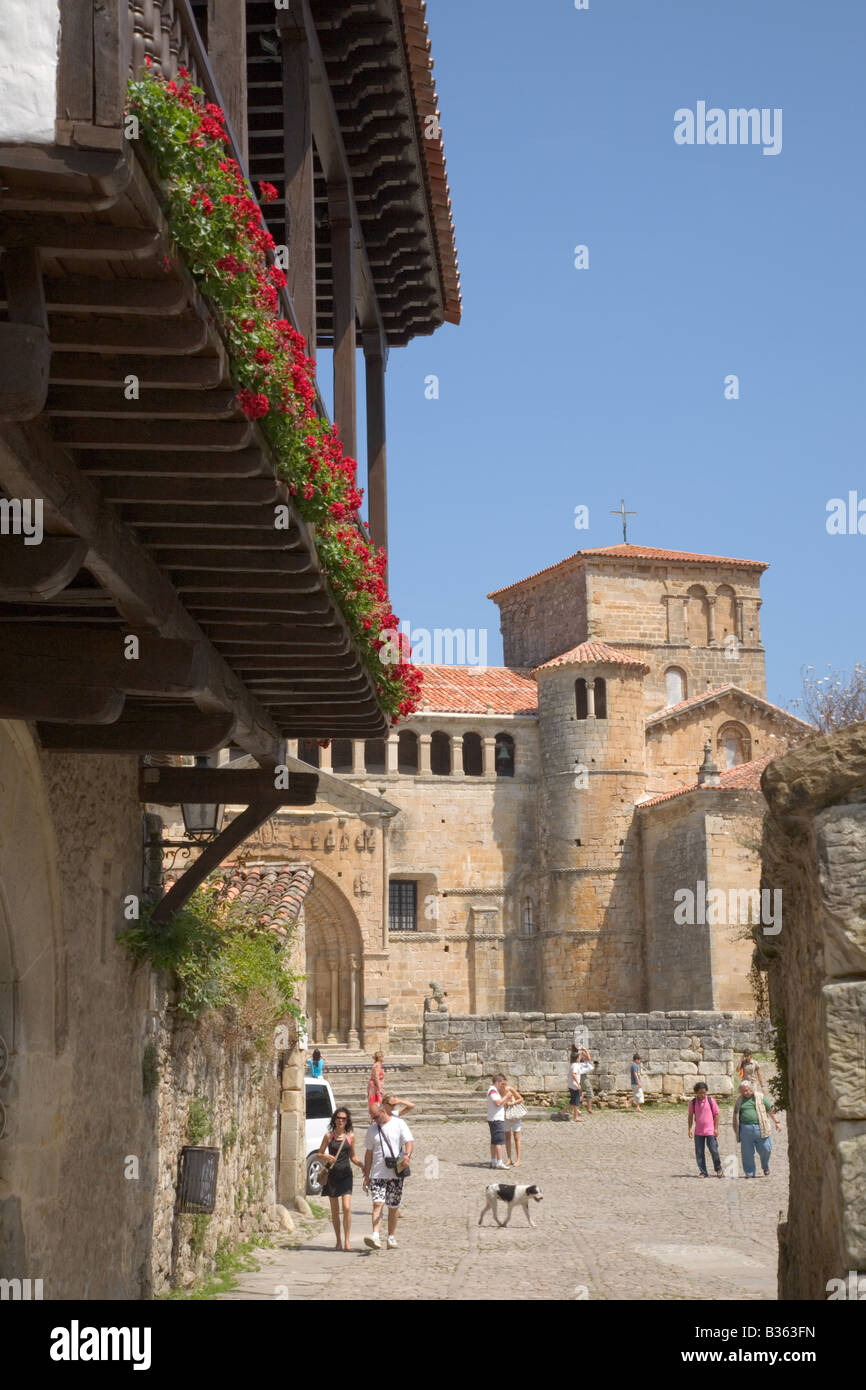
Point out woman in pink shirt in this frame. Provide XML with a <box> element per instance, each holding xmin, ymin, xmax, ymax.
<box><xmin>688</xmin><ymin>1082</ymin><xmax>723</xmax><ymax>1177</ymax></box>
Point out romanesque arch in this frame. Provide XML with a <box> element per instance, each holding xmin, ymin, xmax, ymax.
<box><xmin>0</xmin><ymin>721</ymin><xmax>66</xmax><ymax>1277</ymax></box>
<box><xmin>304</xmin><ymin>872</ymin><xmax>365</xmax><ymax>1046</ymax></box>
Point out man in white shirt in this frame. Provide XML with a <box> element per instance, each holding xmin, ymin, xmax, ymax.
<box><xmin>362</xmin><ymin>1096</ymin><xmax>414</xmax><ymax>1250</ymax></box>
<box><xmin>486</xmin><ymin>1073</ymin><xmax>512</xmax><ymax>1168</ymax></box>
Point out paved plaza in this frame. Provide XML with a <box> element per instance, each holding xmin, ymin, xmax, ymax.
<box><xmin>219</xmin><ymin>1104</ymin><xmax>788</xmax><ymax>1302</ymax></box>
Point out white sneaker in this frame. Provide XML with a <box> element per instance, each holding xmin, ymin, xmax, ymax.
<box><xmin>364</xmin><ymin>1233</ymin><xmax>382</xmax><ymax>1250</ymax></box>
<box><xmin>495</xmin><ymin>1160</ymin><xmax>507</xmax><ymax>1168</ymax></box>
<box><xmin>386</xmin><ymin>1235</ymin><xmax>397</xmax><ymax>1249</ymax></box>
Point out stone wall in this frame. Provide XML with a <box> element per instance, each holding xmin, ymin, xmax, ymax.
<box><xmin>760</xmin><ymin>724</ymin><xmax>866</xmax><ymax>1301</ymax></box>
<box><xmin>423</xmin><ymin>1010</ymin><xmax>755</xmax><ymax>1099</ymax></box>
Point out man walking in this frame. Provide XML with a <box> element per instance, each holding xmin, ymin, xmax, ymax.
<box><xmin>486</xmin><ymin>1072</ymin><xmax>513</xmax><ymax>1168</ymax></box>
<box><xmin>688</xmin><ymin>1082</ymin><xmax>723</xmax><ymax>1177</ymax></box>
<box><xmin>626</xmin><ymin>1053</ymin><xmax>644</xmax><ymax>1113</ymax></box>
<box><xmin>362</xmin><ymin>1096</ymin><xmax>413</xmax><ymax>1250</ymax></box>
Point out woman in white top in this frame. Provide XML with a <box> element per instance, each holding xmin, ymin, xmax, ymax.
<box><xmin>568</xmin><ymin>1047</ymin><xmax>583</xmax><ymax>1122</ymax></box>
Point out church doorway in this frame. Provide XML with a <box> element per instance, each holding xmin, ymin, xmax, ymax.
<box><xmin>304</xmin><ymin>874</ymin><xmax>364</xmax><ymax>1047</ymax></box>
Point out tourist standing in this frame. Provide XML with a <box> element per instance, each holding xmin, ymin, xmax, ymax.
<box><xmin>317</xmin><ymin>1107</ymin><xmax>364</xmax><ymax>1249</ymax></box>
<box><xmin>362</xmin><ymin>1097</ymin><xmax>414</xmax><ymax>1250</ymax></box>
<box><xmin>688</xmin><ymin>1083</ymin><xmax>723</xmax><ymax>1178</ymax></box>
<box><xmin>578</xmin><ymin>1047</ymin><xmax>595</xmax><ymax>1116</ymax></box>
<box><xmin>568</xmin><ymin>1047</ymin><xmax>583</xmax><ymax>1122</ymax></box>
<box><xmin>367</xmin><ymin>1051</ymin><xmax>385</xmax><ymax>1119</ymax></box>
<box><xmin>503</xmin><ymin>1078</ymin><xmax>526</xmax><ymax>1167</ymax></box>
<box><xmin>737</xmin><ymin>1048</ymin><xmax>766</xmax><ymax>1092</ymax></box>
<box><xmin>486</xmin><ymin>1073</ymin><xmax>514</xmax><ymax>1167</ymax></box>
<box><xmin>307</xmin><ymin>1048</ymin><xmax>326</xmax><ymax>1078</ymax></box>
<box><xmin>626</xmin><ymin>1054</ymin><xmax>645</xmax><ymax>1113</ymax></box>
<box><xmin>732</xmin><ymin>1081</ymin><xmax>781</xmax><ymax>1177</ymax></box>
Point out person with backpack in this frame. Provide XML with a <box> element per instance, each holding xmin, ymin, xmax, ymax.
<box><xmin>688</xmin><ymin>1082</ymin><xmax>723</xmax><ymax>1177</ymax></box>
<box><xmin>362</xmin><ymin>1096</ymin><xmax>414</xmax><ymax>1250</ymax></box>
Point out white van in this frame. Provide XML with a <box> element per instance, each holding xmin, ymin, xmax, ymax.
<box><xmin>304</xmin><ymin>1076</ymin><xmax>337</xmax><ymax>1195</ymax></box>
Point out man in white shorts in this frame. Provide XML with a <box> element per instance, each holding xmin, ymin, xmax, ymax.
<box><xmin>363</xmin><ymin>1096</ymin><xmax>413</xmax><ymax>1250</ymax></box>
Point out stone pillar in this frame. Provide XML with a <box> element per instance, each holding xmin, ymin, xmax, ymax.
<box><xmin>682</xmin><ymin>595</ymin><xmax>690</xmax><ymax>641</ymax></box>
<box><xmin>319</xmin><ymin>742</ymin><xmax>332</xmax><ymax>773</ymax></box>
<box><xmin>755</xmin><ymin>598</ymin><xmax>763</xmax><ymax>646</ymax></box>
<box><xmin>482</xmin><ymin>734</ymin><xmax>497</xmax><ymax>780</ymax></box>
<box><xmin>277</xmin><ymin>1049</ymin><xmax>304</xmax><ymax>1205</ymax></box>
<box><xmin>467</xmin><ymin>906</ymin><xmax>505</xmax><ymax>1013</ymax></box>
<box><xmin>586</xmin><ymin>679</ymin><xmax>596</xmax><ymax>718</ymax></box>
<box><xmin>352</xmin><ymin>740</ymin><xmax>365</xmax><ymax>775</ymax></box>
<box><xmin>287</xmin><ymin>738</ymin><xmax>299</xmax><ymax>760</ymax></box>
<box><xmin>326</xmin><ymin>954</ymin><xmax>339</xmax><ymax>1044</ymax></box>
<box><xmin>706</xmin><ymin>595</ymin><xmax>717</xmax><ymax>645</ymax></box>
<box><xmin>735</xmin><ymin>599</ymin><xmax>745</xmax><ymax>643</ymax></box>
<box><xmin>349</xmin><ymin>954</ymin><xmax>361</xmax><ymax>1047</ymax></box>
<box><xmin>386</xmin><ymin>733</ymin><xmax>399</xmax><ymax>774</ymax></box>
<box><xmin>339</xmin><ymin>957</ymin><xmax>352</xmax><ymax>1042</ymax></box>
<box><xmin>419</xmin><ymin>732</ymin><xmax>432</xmax><ymax>775</ymax></box>
<box><xmin>450</xmin><ymin>733</ymin><xmax>465</xmax><ymax>778</ymax></box>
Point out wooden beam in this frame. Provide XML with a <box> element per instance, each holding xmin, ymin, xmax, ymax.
<box><xmin>81</xmin><ymin>451</ymin><xmax>268</xmax><ymax>480</ymax></box>
<box><xmin>159</xmin><ymin>551</ymin><xmax>313</xmax><ymax>573</ymax></box>
<box><xmin>45</xmin><ymin>388</ymin><xmax>239</xmax><ymax>419</ymax></box>
<box><xmin>200</xmin><ymin>622</ymin><xmax>348</xmax><ymax>647</ymax></box>
<box><xmin>48</xmin><ymin>315</ymin><xmax>209</xmax><ymax>355</ymax></box>
<box><xmin>140</xmin><ymin>766</ymin><xmax>318</xmax><ymax>806</ymax></box>
<box><xmin>0</xmin><ymin>248</ymin><xmax>51</xmax><ymax>420</ymax></box>
<box><xmin>135</xmin><ymin>527</ymin><xmax>300</xmax><ymax>550</ymax></box>
<box><xmin>38</xmin><ymin>709</ymin><xmax>237</xmax><ymax>754</ymax></box>
<box><xmin>50</xmin><ymin>354</ymin><xmax>224</xmax><ymax>390</ymax></box>
<box><xmin>364</xmin><ymin>339</ymin><xmax>388</xmax><ymax>558</ymax></box>
<box><xmin>0</xmin><ymin>625</ymin><xmax>210</xmax><ymax>697</ymax></box>
<box><xmin>50</xmin><ymin>420</ymin><xmax>251</xmax><ymax>451</ymax></box>
<box><xmin>28</xmin><ymin>277</ymin><xmax>187</xmax><ymax>316</ymax></box>
<box><xmin>279</xmin><ymin>1</ymin><xmax>316</xmax><ymax>353</ymax></box>
<box><xmin>0</xmin><ymin>677</ymin><xmax>124</xmax><ymax>724</ymax></box>
<box><xmin>186</xmin><ymin>592</ymin><xmax>331</xmax><ymax>615</ymax></box>
<box><xmin>150</xmin><ymin>799</ymin><xmax>282</xmax><ymax>924</ymax></box>
<box><xmin>0</xmin><ymin>420</ymin><xmax>286</xmax><ymax>766</ymax></box>
<box><xmin>0</xmin><ymin>219</ymin><xmax>159</xmax><ymax>260</ymax></box>
<box><xmin>207</xmin><ymin>0</ymin><xmax>249</xmax><ymax>165</ymax></box>
<box><xmin>329</xmin><ymin>187</ymin><xmax>357</xmax><ymax>457</ymax></box>
<box><xmin>103</xmin><ymin>478</ymin><xmax>279</xmax><ymax>505</ymax></box>
<box><xmin>0</xmin><ymin>535</ymin><xmax>87</xmax><ymax>600</ymax></box>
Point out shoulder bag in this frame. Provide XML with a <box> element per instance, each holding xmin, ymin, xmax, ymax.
<box><xmin>377</xmin><ymin>1121</ymin><xmax>411</xmax><ymax>1179</ymax></box>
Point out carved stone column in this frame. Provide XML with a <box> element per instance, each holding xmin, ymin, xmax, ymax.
<box><xmin>450</xmin><ymin>733</ymin><xmax>465</xmax><ymax>778</ymax></box>
<box><xmin>349</xmin><ymin>954</ymin><xmax>361</xmax><ymax>1047</ymax></box>
<box><xmin>586</xmin><ymin>679</ymin><xmax>596</xmax><ymax>718</ymax></box>
<box><xmin>326</xmin><ymin>953</ymin><xmax>339</xmax><ymax>1044</ymax></box>
<box><xmin>319</xmin><ymin>741</ymin><xmax>332</xmax><ymax>773</ymax></box>
<box><xmin>707</xmin><ymin>595</ymin><xmax>717</xmax><ymax>645</ymax></box>
<box><xmin>352</xmin><ymin>740</ymin><xmax>365</xmax><ymax>775</ymax></box>
<box><xmin>482</xmin><ymin>734</ymin><xmax>497</xmax><ymax>779</ymax></box>
<box><xmin>386</xmin><ymin>733</ymin><xmax>399</xmax><ymax>774</ymax></box>
<box><xmin>419</xmin><ymin>732</ymin><xmax>432</xmax><ymax>775</ymax></box>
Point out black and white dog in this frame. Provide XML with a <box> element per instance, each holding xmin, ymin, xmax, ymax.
<box><xmin>478</xmin><ymin>1182</ymin><xmax>544</xmax><ymax>1228</ymax></box>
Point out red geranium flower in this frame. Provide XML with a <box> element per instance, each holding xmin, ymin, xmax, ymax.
<box><xmin>259</xmin><ymin>181</ymin><xmax>278</xmax><ymax>203</ymax></box>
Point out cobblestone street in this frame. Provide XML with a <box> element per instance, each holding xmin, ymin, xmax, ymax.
<box><xmin>220</xmin><ymin>1106</ymin><xmax>788</xmax><ymax>1302</ymax></box>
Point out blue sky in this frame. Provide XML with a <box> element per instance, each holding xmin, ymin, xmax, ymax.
<box><xmin>351</xmin><ymin>0</ymin><xmax>866</xmax><ymax>706</ymax></box>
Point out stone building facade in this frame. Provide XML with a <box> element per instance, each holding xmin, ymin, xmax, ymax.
<box><xmin>759</xmin><ymin>724</ymin><xmax>866</xmax><ymax>1301</ymax></box>
<box><xmin>260</xmin><ymin>544</ymin><xmax>812</xmax><ymax>1049</ymax></box>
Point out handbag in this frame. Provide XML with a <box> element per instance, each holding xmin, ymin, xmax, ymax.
<box><xmin>377</xmin><ymin>1122</ymin><xmax>411</xmax><ymax>1179</ymax></box>
<box><xmin>504</xmin><ymin>1101</ymin><xmax>527</xmax><ymax>1120</ymax></box>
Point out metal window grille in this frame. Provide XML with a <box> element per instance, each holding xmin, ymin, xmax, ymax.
<box><xmin>177</xmin><ymin>1145</ymin><xmax>220</xmax><ymax>1214</ymax></box>
<box><xmin>389</xmin><ymin>880</ymin><xmax>417</xmax><ymax>932</ymax></box>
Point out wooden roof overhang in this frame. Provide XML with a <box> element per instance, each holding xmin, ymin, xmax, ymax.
<box><xmin>0</xmin><ymin>148</ymin><xmax>388</xmax><ymax>761</ymax></box>
<box><xmin>242</xmin><ymin>0</ymin><xmax>461</xmax><ymax>348</ymax></box>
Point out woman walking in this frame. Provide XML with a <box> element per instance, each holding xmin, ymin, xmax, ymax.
<box><xmin>568</xmin><ymin>1047</ymin><xmax>583</xmax><ymax>1121</ymax></box>
<box><xmin>732</xmin><ymin>1081</ymin><xmax>782</xmax><ymax>1177</ymax></box>
<box><xmin>578</xmin><ymin>1047</ymin><xmax>594</xmax><ymax>1116</ymax></box>
<box><xmin>317</xmin><ymin>1107</ymin><xmax>364</xmax><ymax>1249</ymax></box>
<box><xmin>503</xmin><ymin>1078</ymin><xmax>526</xmax><ymax>1167</ymax></box>
<box><xmin>737</xmin><ymin>1049</ymin><xmax>765</xmax><ymax>1092</ymax></box>
<box><xmin>306</xmin><ymin>1048</ymin><xmax>326</xmax><ymax>1078</ymax></box>
<box><xmin>367</xmin><ymin>1051</ymin><xmax>385</xmax><ymax>1120</ymax></box>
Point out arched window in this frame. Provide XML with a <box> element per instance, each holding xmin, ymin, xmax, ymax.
<box><xmin>462</xmin><ymin>731</ymin><xmax>482</xmax><ymax>777</ymax></box>
<box><xmin>522</xmin><ymin>897</ymin><xmax>534</xmax><ymax>935</ymax></box>
<box><xmin>665</xmin><ymin>666</ymin><xmax>687</xmax><ymax>706</ymax></box>
<box><xmin>297</xmin><ymin>738</ymin><xmax>320</xmax><ymax>768</ymax></box>
<box><xmin>575</xmin><ymin>678</ymin><xmax>588</xmax><ymax>720</ymax></box>
<box><xmin>330</xmin><ymin>739</ymin><xmax>353</xmax><ymax>774</ymax></box>
<box><xmin>594</xmin><ymin>677</ymin><xmax>607</xmax><ymax>720</ymax></box>
<box><xmin>687</xmin><ymin>585</ymin><xmax>710</xmax><ymax>646</ymax></box>
<box><xmin>430</xmin><ymin>731</ymin><xmax>451</xmax><ymax>776</ymax></box>
<box><xmin>716</xmin><ymin>722</ymin><xmax>751</xmax><ymax>769</ymax></box>
<box><xmin>364</xmin><ymin>738</ymin><xmax>386</xmax><ymax>774</ymax></box>
<box><xmin>494</xmin><ymin>732</ymin><xmax>515</xmax><ymax>777</ymax></box>
<box><xmin>397</xmin><ymin>729</ymin><xmax>419</xmax><ymax>774</ymax></box>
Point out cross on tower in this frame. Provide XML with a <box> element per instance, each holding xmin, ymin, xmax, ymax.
<box><xmin>610</xmin><ymin>498</ymin><xmax>637</xmax><ymax>544</ymax></box>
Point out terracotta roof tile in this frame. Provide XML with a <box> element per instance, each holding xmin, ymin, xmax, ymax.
<box><xmin>639</xmin><ymin>755</ymin><xmax>775</xmax><ymax>808</ymax></box>
<box><xmin>163</xmin><ymin>863</ymin><xmax>314</xmax><ymax>938</ymax></box>
<box><xmin>645</xmin><ymin>685</ymin><xmax>813</xmax><ymax>730</ymax></box>
<box><xmin>533</xmin><ymin>641</ymin><xmax>651</xmax><ymax>673</ymax></box>
<box><xmin>488</xmin><ymin>544</ymin><xmax>768</xmax><ymax>600</ymax></box>
<box><xmin>397</xmin><ymin>0</ymin><xmax>461</xmax><ymax>325</ymax></box>
<box><xmin>417</xmin><ymin>665</ymin><xmax>537</xmax><ymax>715</ymax></box>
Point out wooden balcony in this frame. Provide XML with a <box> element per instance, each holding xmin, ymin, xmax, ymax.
<box><xmin>0</xmin><ymin>0</ymin><xmax>458</xmax><ymax>762</ymax></box>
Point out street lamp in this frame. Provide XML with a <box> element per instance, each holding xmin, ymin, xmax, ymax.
<box><xmin>180</xmin><ymin>755</ymin><xmax>225</xmax><ymax>843</ymax></box>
